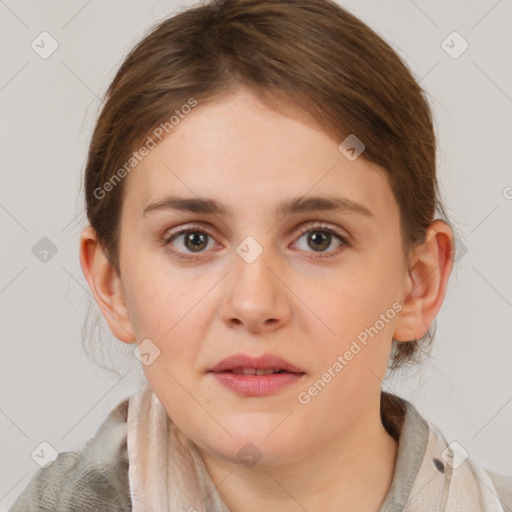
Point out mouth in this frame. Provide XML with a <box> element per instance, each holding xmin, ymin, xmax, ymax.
<box><xmin>207</xmin><ymin>353</ymin><xmax>306</xmax><ymax>396</ymax></box>
<box><xmin>223</xmin><ymin>368</ymin><xmax>298</xmax><ymax>375</ymax></box>
<box><xmin>207</xmin><ymin>353</ymin><xmax>306</xmax><ymax>375</ymax></box>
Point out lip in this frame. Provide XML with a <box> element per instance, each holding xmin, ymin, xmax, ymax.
<box><xmin>208</xmin><ymin>353</ymin><xmax>305</xmax><ymax>374</ymax></box>
<box><xmin>207</xmin><ymin>353</ymin><xmax>306</xmax><ymax>397</ymax></box>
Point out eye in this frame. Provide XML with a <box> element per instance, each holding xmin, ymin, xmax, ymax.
<box><xmin>163</xmin><ymin>222</ymin><xmax>350</xmax><ymax>260</ymax></box>
<box><xmin>163</xmin><ymin>225</ymin><xmax>216</xmax><ymax>259</ymax></box>
<box><xmin>292</xmin><ymin>224</ymin><xmax>350</xmax><ymax>258</ymax></box>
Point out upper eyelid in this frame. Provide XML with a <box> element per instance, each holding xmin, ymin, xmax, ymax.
<box><xmin>165</xmin><ymin>221</ymin><xmax>350</xmax><ymax>245</ymax></box>
<box><xmin>166</xmin><ymin>220</ymin><xmax>347</xmax><ymax>235</ymax></box>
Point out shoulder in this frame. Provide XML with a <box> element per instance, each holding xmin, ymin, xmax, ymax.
<box><xmin>423</xmin><ymin>421</ymin><xmax>512</xmax><ymax>511</ymax></box>
<box><xmin>384</xmin><ymin>394</ymin><xmax>512</xmax><ymax>511</ymax></box>
<box><xmin>485</xmin><ymin>468</ymin><xmax>512</xmax><ymax>511</ymax></box>
<box><xmin>8</xmin><ymin>398</ymin><xmax>132</xmax><ymax>512</ymax></box>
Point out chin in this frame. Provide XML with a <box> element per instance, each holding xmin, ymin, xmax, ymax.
<box><xmin>195</xmin><ymin>427</ymin><xmax>309</xmax><ymax>468</ymax></box>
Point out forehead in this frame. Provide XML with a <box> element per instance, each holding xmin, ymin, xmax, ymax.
<box><xmin>122</xmin><ymin>89</ymin><xmax>396</xmax><ymax>223</ymax></box>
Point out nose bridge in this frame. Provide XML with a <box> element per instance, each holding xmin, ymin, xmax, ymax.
<box><xmin>233</xmin><ymin>233</ymin><xmax>278</xmax><ymax>299</ymax></box>
<box><xmin>222</xmin><ymin>234</ymin><xmax>290</xmax><ymax>330</ymax></box>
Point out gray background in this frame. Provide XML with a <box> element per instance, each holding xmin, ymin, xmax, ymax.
<box><xmin>1</xmin><ymin>0</ymin><xmax>511</xmax><ymax>509</ymax></box>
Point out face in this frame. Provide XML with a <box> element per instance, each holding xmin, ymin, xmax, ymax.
<box><xmin>115</xmin><ymin>87</ymin><xmax>409</xmax><ymax>465</ymax></box>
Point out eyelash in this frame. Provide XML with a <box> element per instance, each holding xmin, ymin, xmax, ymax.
<box><xmin>162</xmin><ymin>223</ymin><xmax>351</xmax><ymax>260</ymax></box>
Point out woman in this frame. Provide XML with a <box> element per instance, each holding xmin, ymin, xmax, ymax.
<box><xmin>9</xmin><ymin>0</ymin><xmax>511</xmax><ymax>510</ymax></box>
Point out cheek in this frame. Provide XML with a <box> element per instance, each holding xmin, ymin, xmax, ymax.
<box><xmin>121</xmin><ymin>246</ymin><xmax>191</xmax><ymax>337</ymax></box>
<box><xmin>306</xmin><ymin>262</ymin><xmax>399</xmax><ymax>339</ymax></box>
<box><xmin>295</xmin><ymin>258</ymin><xmax>402</xmax><ymax>392</ymax></box>
<box><xmin>123</xmin><ymin>267</ymin><xmax>215</xmax><ymax>382</ymax></box>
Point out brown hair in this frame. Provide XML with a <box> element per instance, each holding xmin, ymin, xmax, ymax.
<box><xmin>82</xmin><ymin>0</ymin><xmax>455</xmax><ymax>373</ymax></box>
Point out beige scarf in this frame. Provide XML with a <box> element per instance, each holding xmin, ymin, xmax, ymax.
<box><xmin>127</xmin><ymin>384</ymin><xmax>229</xmax><ymax>512</ymax></box>
<box><xmin>126</xmin><ymin>384</ymin><xmax>507</xmax><ymax>512</ymax></box>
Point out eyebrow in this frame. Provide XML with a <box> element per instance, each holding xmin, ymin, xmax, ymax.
<box><xmin>142</xmin><ymin>194</ymin><xmax>374</xmax><ymax>219</ymax></box>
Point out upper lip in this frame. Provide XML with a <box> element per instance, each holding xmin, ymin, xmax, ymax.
<box><xmin>208</xmin><ymin>353</ymin><xmax>305</xmax><ymax>373</ymax></box>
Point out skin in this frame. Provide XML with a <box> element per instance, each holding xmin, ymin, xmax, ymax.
<box><xmin>80</xmin><ymin>86</ymin><xmax>454</xmax><ymax>512</ymax></box>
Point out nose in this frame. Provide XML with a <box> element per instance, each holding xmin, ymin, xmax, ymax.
<box><xmin>221</xmin><ymin>242</ymin><xmax>292</xmax><ymax>334</ymax></box>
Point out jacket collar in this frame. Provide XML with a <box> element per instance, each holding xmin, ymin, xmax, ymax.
<box><xmin>378</xmin><ymin>392</ymin><xmax>506</xmax><ymax>511</ymax></box>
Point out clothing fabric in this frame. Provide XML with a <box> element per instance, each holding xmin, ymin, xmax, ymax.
<box><xmin>8</xmin><ymin>384</ymin><xmax>512</xmax><ymax>511</ymax></box>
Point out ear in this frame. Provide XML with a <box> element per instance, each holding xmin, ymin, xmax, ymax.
<box><xmin>79</xmin><ymin>225</ymin><xmax>136</xmax><ymax>344</ymax></box>
<box><xmin>393</xmin><ymin>220</ymin><xmax>455</xmax><ymax>342</ymax></box>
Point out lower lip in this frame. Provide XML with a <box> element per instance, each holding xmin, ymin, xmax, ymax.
<box><xmin>209</xmin><ymin>371</ymin><xmax>305</xmax><ymax>396</ymax></box>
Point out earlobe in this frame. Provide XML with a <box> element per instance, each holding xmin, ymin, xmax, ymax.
<box><xmin>79</xmin><ymin>226</ymin><xmax>136</xmax><ymax>344</ymax></box>
<box><xmin>393</xmin><ymin>220</ymin><xmax>455</xmax><ymax>343</ymax></box>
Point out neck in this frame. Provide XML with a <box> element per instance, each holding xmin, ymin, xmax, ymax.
<box><xmin>198</xmin><ymin>392</ymin><xmax>399</xmax><ymax>512</ymax></box>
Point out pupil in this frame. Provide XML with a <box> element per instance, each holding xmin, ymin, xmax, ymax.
<box><xmin>186</xmin><ymin>232</ymin><xmax>207</xmax><ymax>251</ymax></box>
<box><xmin>183</xmin><ymin>231</ymin><xmax>331</xmax><ymax>253</ymax></box>
<box><xmin>309</xmin><ymin>231</ymin><xmax>329</xmax><ymax>251</ymax></box>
